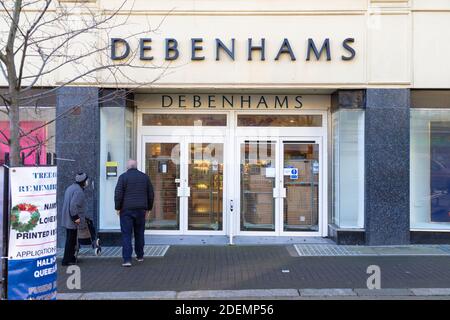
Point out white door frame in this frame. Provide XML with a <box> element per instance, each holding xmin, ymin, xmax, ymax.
<box><xmin>137</xmin><ymin>109</ymin><xmax>232</xmax><ymax>235</ymax></box>
<box><xmin>137</xmin><ymin>109</ymin><xmax>328</xmax><ymax>238</ymax></box>
<box><xmin>279</xmin><ymin>137</ymin><xmax>324</xmax><ymax>237</ymax></box>
<box><xmin>183</xmin><ymin>134</ymin><xmax>227</xmax><ymax>235</ymax></box>
<box><xmin>232</xmin><ymin>110</ymin><xmax>328</xmax><ymax>237</ymax></box>
<box><xmin>141</xmin><ymin>135</ymin><xmax>183</xmax><ymax>235</ymax></box>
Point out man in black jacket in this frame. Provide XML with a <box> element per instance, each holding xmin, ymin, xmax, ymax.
<box><xmin>115</xmin><ymin>159</ymin><xmax>154</xmax><ymax>267</ymax></box>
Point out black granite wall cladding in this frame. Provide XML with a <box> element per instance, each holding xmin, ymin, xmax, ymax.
<box><xmin>56</xmin><ymin>87</ymin><xmax>100</xmax><ymax>248</ymax></box>
<box><xmin>365</xmin><ymin>89</ymin><xmax>410</xmax><ymax>245</ymax></box>
<box><xmin>331</xmin><ymin>89</ymin><xmax>366</xmax><ymax>111</ymax></box>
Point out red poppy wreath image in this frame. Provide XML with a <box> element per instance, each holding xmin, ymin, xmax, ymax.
<box><xmin>10</xmin><ymin>203</ymin><xmax>40</xmax><ymax>232</ymax></box>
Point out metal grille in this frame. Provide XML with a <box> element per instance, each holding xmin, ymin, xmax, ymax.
<box><xmin>439</xmin><ymin>245</ymin><xmax>450</xmax><ymax>254</ymax></box>
<box><xmin>293</xmin><ymin>244</ymin><xmax>450</xmax><ymax>257</ymax></box>
<box><xmin>294</xmin><ymin>244</ymin><xmax>361</xmax><ymax>256</ymax></box>
<box><xmin>57</xmin><ymin>245</ymin><xmax>169</xmax><ymax>258</ymax></box>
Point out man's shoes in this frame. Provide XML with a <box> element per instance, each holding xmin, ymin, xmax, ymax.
<box><xmin>122</xmin><ymin>261</ymin><xmax>132</xmax><ymax>267</ymax></box>
<box><xmin>136</xmin><ymin>257</ymin><xmax>144</xmax><ymax>262</ymax></box>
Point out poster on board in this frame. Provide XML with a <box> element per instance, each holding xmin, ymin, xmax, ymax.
<box><xmin>7</xmin><ymin>166</ymin><xmax>57</xmax><ymax>300</ymax></box>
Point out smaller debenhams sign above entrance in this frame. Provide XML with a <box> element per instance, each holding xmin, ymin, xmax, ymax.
<box><xmin>110</xmin><ymin>37</ymin><xmax>356</xmax><ymax>62</ymax></box>
<box><xmin>137</xmin><ymin>94</ymin><xmax>330</xmax><ymax>110</ymax></box>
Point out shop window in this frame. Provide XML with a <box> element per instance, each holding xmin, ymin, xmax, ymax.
<box><xmin>99</xmin><ymin>107</ymin><xmax>135</xmax><ymax>229</ymax></box>
<box><xmin>143</xmin><ymin>114</ymin><xmax>227</xmax><ymax>126</ymax></box>
<box><xmin>411</xmin><ymin>110</ymin><xmax>450</xmax><ymax>230</ymax></box>
<box><xmin>237</xmin><ymin>115</ymin><xmax>322</xmax><ymax>127</ymax></box>
<box><xmin>0</xmin><ymin>107</ymin><xmax>56</xmax><ymax>165</ymax></box>
<box><xmin>332</xmin><ymin>110</ymin><xmax>364</xmax><ymax>228</ymax></box>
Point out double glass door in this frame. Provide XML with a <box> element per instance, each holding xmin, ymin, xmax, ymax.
<box><xmin>143</xmin><ymin>135</ymin><xmax>322</xmax><ymax>236</ymax></box>
<box><xmin>238</xmin><ymin>138</ymin><xmax>321</xmax><ymax>235</ymax></box>
<box><xmin>144</xmin><ymin>136</ymin><xmax>225</xmax><ymax>234</ymax></box>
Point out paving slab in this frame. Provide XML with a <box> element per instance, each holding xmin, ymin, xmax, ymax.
<box><xmin>299</xmin><ymin>289</ymin><xmax>356</xmax><ymax>297</ymax></box>
<box><xmin>354</xmin><ymin>288</ymin><xmax>414</xmax><ymax>296</ymax></box>
<box><xmin>177</xmin><ymin>289</ymin><xmax>299</xmax><ymax>299</ymax></box>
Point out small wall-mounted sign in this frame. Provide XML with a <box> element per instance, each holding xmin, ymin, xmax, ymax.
<box><xmin>284</xmin><ymin>167</ymin><xmax>299</xmax><ymax>179</ymax></box>
<box><xmin>290</xmin><ymin>168</ymin><xmax>299</xmax><ymax>180</ymax></box>
<box><xmin>106</xmin><ymin>161</ymin><xmax>118</xmax><ymax>178</ymax></box>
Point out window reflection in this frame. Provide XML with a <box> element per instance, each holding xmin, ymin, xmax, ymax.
<box><xmin>143</xmin><ymin>114</ymin><xmax>227</xmax><ymax>126</ymax></box>
<box><xmin>237</xmin><ymin>115</ymin><xmax>322</xmax><ymax>127</ymax></box>
<box><xmin>411</xmin><ymin>110</ymin><xmax>450</xmax><ymax>229</ymax></box>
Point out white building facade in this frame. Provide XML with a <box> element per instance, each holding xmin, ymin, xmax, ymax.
<box><xmin>2</xmin><ymin>0</ymin><xmax>450</xmax><ymax>245</ymax></box>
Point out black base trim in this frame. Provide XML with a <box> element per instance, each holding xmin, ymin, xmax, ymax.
<box><xmin>98</xmin><ymin>231</ymin><xmax>122</xmax><ymax>246</ymax></box>
<box><xmin>328</xmin><ymin>224</ymin><xmax>365</xmax><ymax>245</ymax></box>
<box><xmin>410</xmin><ymin>231</ymin><xmax>450</xmax><ymax>244</ymax></box>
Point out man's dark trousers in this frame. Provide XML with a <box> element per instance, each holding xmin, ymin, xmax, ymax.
<box><xmin>120</xmin><ymin>209</ymin><xmax>146</xmax><ymax>263</ymax></box>
<box><xmin>62</xmin><ymin>228</ymin><xmax>77</xmax><ymax>265</ymax></box>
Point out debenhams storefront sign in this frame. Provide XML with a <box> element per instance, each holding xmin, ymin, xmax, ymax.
<box><xmin>110</xmin><ymin>37</ymin><xmax>356</xmax><ymax>62</ymax></box>
<box><xmin>100</xmin><ymin>35</ymin><xmax>356</xmax><ymax>241</ymax></box>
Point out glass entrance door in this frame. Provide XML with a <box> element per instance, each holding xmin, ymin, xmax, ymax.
<box><xmin>145</xmin><ymin>140</ymin><xmax>181</xmax><ymax>230</ymax></box>
<box><xmin>143</xmin><ymin>136</ymin><xmax>225</xmax><ymax>234</ymax></box>
<box><xmin>240</xmin><ymin>141</ymin><xmax>276</xmax><ymax>231</ymax></box>
<box><xmin>282</xmin><ymin>142</ymin><xmax>320</xmax><ymax>232</ymax></box>
<box><xmin>236</xmin><ymin>138</ymin><xmax>322</xmax><ymax>235</ymax></box>
<box><xmin>188</xmin><ymin>142</ymin><xmax>224</xmax><ymax>231</ymax></box>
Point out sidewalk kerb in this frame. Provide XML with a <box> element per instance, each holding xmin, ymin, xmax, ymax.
<box><xmin>55</xmin><ymin>288</ymin><xmax>450</xmax><ymax>300</ymax></box>
<box><xmin>176</xmin><ymin>289</ymin><xmax>300</xmax><ymax>299</ymax></box>
<box><xmin>79</xmin><ymin>291</ymin><xmax>177</xmax><ymax>300</ymax></box>
<box><xmin>57</xmin><ymin>293</ymin><xmax>84</xmax><ymax>300</ymax></box>
<box><xmin>354</xmin><ymin>288</ymin><xmax>414</xmax><ymax>296</ymax></box>
<box><xmin>299</xmin><ymin>289</ymin><xmax>356</xmax><ymax>297</ymax></box>
<box><xmin>410</xmin><ymin>288</ymin><xmax>450</xmax><ymax>296</ymax></box>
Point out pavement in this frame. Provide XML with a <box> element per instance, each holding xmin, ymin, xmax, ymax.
<box><xmin>57</xmin><ymin>288</ymin><xmax>450</xmax><ymax>300</ymax></box>
<box><xmin>56</xmin><ymin>245</ymin><xmax>450</xmax><ymax>299</ymax></box>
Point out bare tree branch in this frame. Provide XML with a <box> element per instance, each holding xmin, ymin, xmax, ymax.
<box><xmin>0</xmin><ymin>0</ymin><xmax>172</xmax><ymax>166</ymax></box>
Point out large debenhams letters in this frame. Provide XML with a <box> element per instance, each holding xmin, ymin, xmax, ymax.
<box><xmin>111</xmin><ymin>38</ymin><xmax>356</xmax><ymax>62</ymax></box>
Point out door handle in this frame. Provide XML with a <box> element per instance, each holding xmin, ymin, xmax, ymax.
<box><xmin>273</xmin><ymin>188</ymin><xmax>287</xmax><ymax>198</ymax></box>
<box><xmin>177</xmin><ymin>187</ymin><xmax>190</xmax><ymax>197</ymax></box>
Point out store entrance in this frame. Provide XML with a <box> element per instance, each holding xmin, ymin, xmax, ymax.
<box><xmin>237</xmin><ymin>139</ymin><xmax>321</xmax><ymax>235</ymax></box>
<box><xmin>143</xmin><ymin>135</ymin><xmax>226</xmax><ymax>234</ymax></box>
<box><xmin>139</xmin><ymin>110</ymin><xmax>327</xmax><ymax>237</ymax></box>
